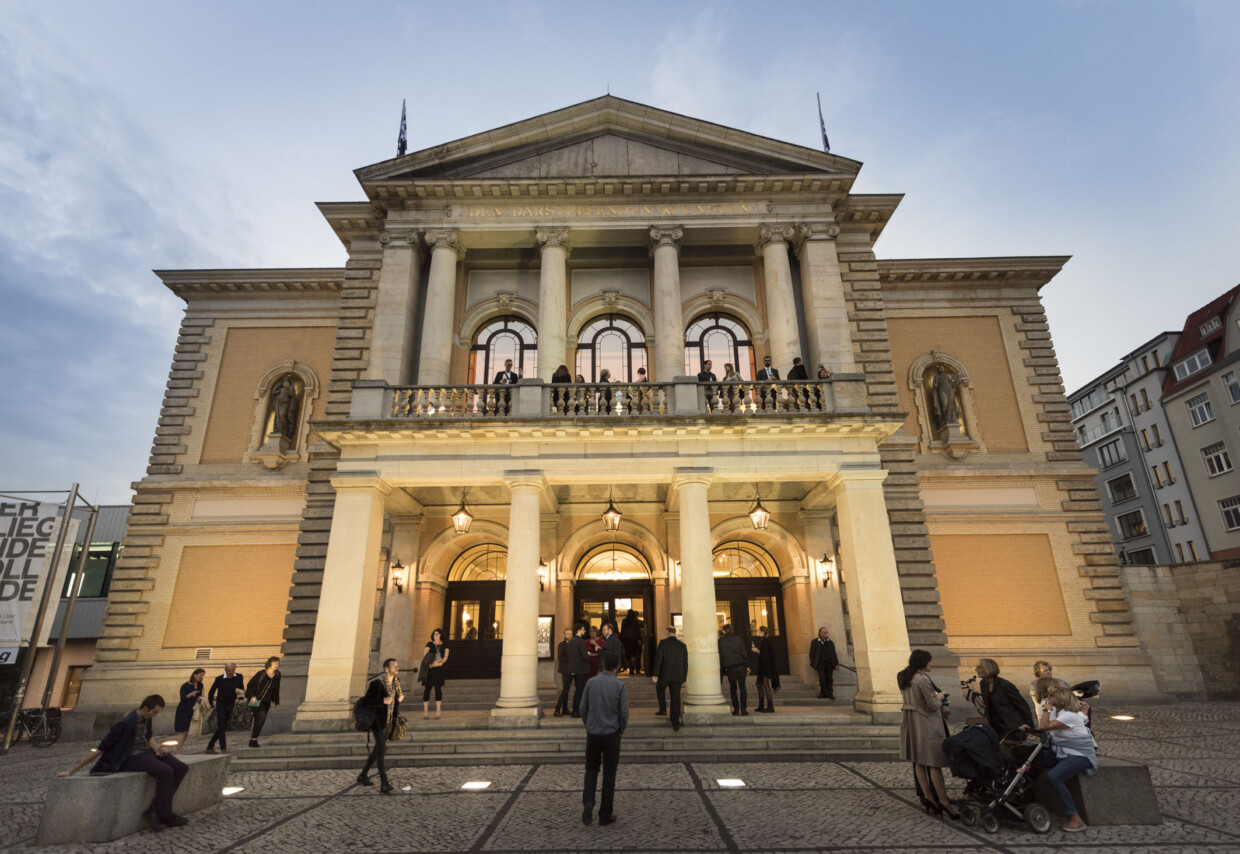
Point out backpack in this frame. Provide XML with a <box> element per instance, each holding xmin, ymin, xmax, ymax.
<box><xmin>353</xmin><ymin>694</ymin><xmax>375</xmax><ymax>732</ymax></box>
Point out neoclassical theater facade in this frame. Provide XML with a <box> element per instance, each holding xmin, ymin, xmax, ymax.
<box><xmin>76</xmin><ymin>96</ymin><xmax>1157</xmax><ymax>730</ymax></box>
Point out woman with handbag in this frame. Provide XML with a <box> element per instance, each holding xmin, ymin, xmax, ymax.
<box><xmin>244</xmin><ymin>656</ymin><xmax>281</xmax><ymax>748</ymax></box>
<box><xmin>357</xmin><ymin>658</ymin><xmax>402</xmax><ymax>793</ymax></box>
<box><xmin>419</xmin><ymin>628</ymin><xmax>449</xmax><ymax>719</ymax></box>
<box><xmin>173</xmin><ymin>668</ymin><xmax>205</xmax><ymax>747</ymax></box>
<box><xmin>898</xmin><ymin>649</ymin><xmax>958</xmax><ymax>820</ymax></box>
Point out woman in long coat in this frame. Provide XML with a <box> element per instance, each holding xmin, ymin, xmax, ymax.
<box><xmin>898</xmin><ymin>649</ymin><xmax>956</xmax><ymax>818</ymax></box>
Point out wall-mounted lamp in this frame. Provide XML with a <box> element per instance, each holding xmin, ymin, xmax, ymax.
<box><xmin>390</xmin><ymin>559</ymin><xmax>407</xmax><ymax>594</ymax></box>
<box><xmin>538</xmin><ymin>559</ymin><xmax>548</xmax><ymax>592</ymax></box>
<box><xmin>673</xmin><ymin>560</ymin><xmax>681</xmax><ymax>584</ymax></box>
<box><xmin>452</xmin><ymin>492</ymin><xmax>474</xmax><ymax>534</ymax></box>
<box><xmin>818</xmin><ymin>553</ymin><xmax>835</xmax><ymax>587</ymax></box>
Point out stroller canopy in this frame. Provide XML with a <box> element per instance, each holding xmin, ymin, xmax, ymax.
<box><xmin>943</xmin><ymin>723</ymin><xmax>1004</xmax><ymax>782</ymax></box>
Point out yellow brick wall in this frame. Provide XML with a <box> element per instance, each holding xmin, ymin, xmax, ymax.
<box><xmin>199</xmin><ymin>326</ymin><xmax>335</xmax><ymax>463</ymax></box>
<box><xmin>887</xmin><ymin>315</ymin><xmax>1028</xmax><ymax>451</ymax></box>
<box><xmin>931</xmin><ymin>532</ymin><xmax>1071</xmax><ymax>636</ymax></box>
<box><xmin>162</xmin><ymin>543</ymin><xmax>296</xmax><ymax>648</ymax></box>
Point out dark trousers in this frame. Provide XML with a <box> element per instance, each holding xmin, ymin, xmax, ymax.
<box><xmin>361</xmin><ymin>723</ymin><xmax>389</xmax><ymax>784</ymax></box>
<box><xmin>756</xmin><ymin>677</ymin><xmax>774</xmax><ymax>708</ymax></box>
<box><xmin>570</xmin><ymin>673</ymin><xmax>588</xmax><ymax>714</ymax></box>
<box><xmin>120</xmin><ymin>752</ymin><xmax>189</xmax><ymax>821</ymax></box>
<box><xmin>657</xmin><ymin>681</ymin><xmax>683</xmax><ymax>726</ymax></box>
<box><xmin>555</xmin><ymin>674</ymin><xmax>572</xmax><ymax>713</ymax></box>
<box><xmin>422</xmin><ymin>682</ymin><xmax>443</xmax><ymax>702</ymax></box>
<box><xmin>583</xmin><ymin>730</ymin><xmax>622</xmax><ymax>817</ymax></box>
<box><xmin>816</xmin><ymin>666</ymin><xmax>835</xmax><ymax>698</ymax></box>
<box><xmin>725</xmin><ymin>665</ymin><xmax>748</xmax><ymax>711</ymax></box>
<box><xmin>250</xmin><ymin>705</ymin><xmax>269</xmax><ymax>740</ymax></box>
<box><xmin>207</xmin><ymin>703</ymin><xmax>233</xmax><ymax>750</ymax></box>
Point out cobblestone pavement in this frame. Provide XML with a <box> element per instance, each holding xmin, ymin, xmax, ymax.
<box><xmin>2</xmin><ymin>701</ymin><xmax>1239</xmax><ymax>853</ymax></box>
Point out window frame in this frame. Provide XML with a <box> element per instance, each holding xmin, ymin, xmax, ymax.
<box><xmin>1202</xmin><ymin>442</ymin><xmax>1233</xmax><ymax>477</ymax></box>
<box><xmin>1188</xmin><ymin>392</ymin><xmax>1215</xmax><ymax>427</ymax></box>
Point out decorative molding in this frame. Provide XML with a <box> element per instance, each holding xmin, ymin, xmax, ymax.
<box><xmin>535</xmin><ymin>226</ymin><xmax>571</xmax><ymax>256</ymax></box>
<box><xmin>755</xmin><ymin>224</ymin><xmax>796</xmax><ymax>253</ymax></box>
<box><xmin>648</xmin><ymin>226</ymin><xmax>685</xmax><ymax>256</ymax></box>
<box><xmin>423</xmin><ymin>228</ymin><xmax>465</xmax><ymax>259</ymax></box>
<box><xmin>879</xmin><ymin>257</ymin><xmax>1072</xmax><ymax>291</ymax></box>
<box><xmin>155</xmin><ymin>268</ymin><xmax>345</xmax><ymax>298</ymax></box>
<box><xmin>794</xmin><ymin>219</ymin><xmax>840</xmax><ymax>252</ymax></box>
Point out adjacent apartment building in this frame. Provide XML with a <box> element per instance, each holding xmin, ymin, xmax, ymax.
<box><xmin>1070</xmin><ymin>284</ymin><xmax>1240</xmax><ymax>565</ymax></box>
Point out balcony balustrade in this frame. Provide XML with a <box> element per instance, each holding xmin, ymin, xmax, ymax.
<box><xmin>349</xmin><ymin>375</ymin><xmax>869</xmax><ymax>423</ymax></box>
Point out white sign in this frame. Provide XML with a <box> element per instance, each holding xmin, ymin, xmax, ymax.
<box><xmin>0</xmin><ymin>501</ymin><xmax>59</xmax><ymax>650</ymax></box>
<box><xmin>0</xmin><ymin>647</ymin><xmax>19</xmax><ymax>665</ymax></box>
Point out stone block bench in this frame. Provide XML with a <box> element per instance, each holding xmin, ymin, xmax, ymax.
<box><xmin>1033</xmin><ymin>756</ymin><xmax>1162</xmax><ymax>826</ymax></box>
<box><xmin>37</xmin><ymin>753</ymin><xmax>232</xmax><ymax>845</ymax></box>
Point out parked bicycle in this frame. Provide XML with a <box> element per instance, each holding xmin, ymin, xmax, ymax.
<box><xmin>203</xmin><ymin>702</ymin><xmax>253</xmax><ymax>734</ymax></box>
<box><xmin>1</xmin><ymin>707</ymin><xmax>63</xmax><ymax>747</ymax></box>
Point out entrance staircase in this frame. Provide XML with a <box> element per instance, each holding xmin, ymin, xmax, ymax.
<box><xmin>233</xmin><ymin>675</ymin><xmax>900</xmax><ymax>770</ymax></box>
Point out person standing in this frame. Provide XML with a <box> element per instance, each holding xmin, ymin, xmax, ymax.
<box><xmin>206</xmin><ymin>662</ymin><xmax>244</xmax><ymax>754</ymax></box>
<box><xmin>810</xmin><ymin>627</ymin><xmax>839</xmax><ymax>700</ymax></box>
<box><xmin>357</xmin><ymin>657</ymin><xmax>401</xmax><ymax>794</ymax></box>
<box><xmin>554</xmin><ymin>627</ymin><xmax>574</xmax><ymax>716</ymax></box>
<box><xmin>569</xmin><ymin>622</ymin><xmax>591</xmax><ymax>717</ymax></box>
<box><xmin>974</xmin><ymin>658</ymin><xmax>1033</xmax><ymax>737</ymax></box>
<box><xmin>245</xmin><ymin>656</ymin><xmax>281</xmax><ymax>748</ymax></box>
<box><xmin>174</xmin><ymin>668</ymin><xmax>205</xmax><ymax>747</ymax></box>
<box><xmin>651</xmin><ymin>626</ymin><xmax>687</xmax><ymax>730</ymax></box>
<box><xmin>57</xmin><ymin>694</ymin><xmax>190</xmax><ymax>831</ymax></box>
<box><xmin>756</xmin><ymin>355</ymin><xmax>780</xmax><ymax>381</ymax></box>
<box><xmin>619</xmin><ymin>610</ymin><xmax>642</xmax><ymax>675</ymax></box>
<box><xmin>787</xmin><ymin>357</ymin><xmax>809</xmax><ymax>380</ymax></box>
<box><xmin>696</xmin><ymin>360</ymin><xmax>717</xmax><ymax>382</ymax></box>
<box><xmin>587</xmin><ymin>625</ymin><xmax>602</xmax><ymax>677</ymax></box>
<box><xmin>897</xmin><ymin>649</ymin><xmax>956</xmax><ymax>819</ymax></box>
<box><xmin>579</xmin><ymin>653</ymin><xmax>628</xmax><ymax>826</ymax></box>
<box><xmin>419</xmin><ymin>628</ymin><xmax>450</xmax><ymax>718</ymax></box>
<box><xmin>753</xmin><ymin>627</ymin><xmax>779</xmax><ymax>713</ymax></box>
<box><xmin>600</xmin><ymin>621</ymin><xmax>623</xmax><ymax>666</ymax></box>
<box><xmin>717</xmin><ymin>623</ymin><xmax>750</xmax><ymax>716</ymax></box>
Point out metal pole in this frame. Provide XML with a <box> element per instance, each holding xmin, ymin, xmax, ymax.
<box><xmin>2</xmin><ymin>484</ymin><xmax>78</xmax><ymax>753</ymax></box>
<box><xmin>40</xmin><ymin>505</ymin><xmax>98</xmax><ymax>709</ymax></box>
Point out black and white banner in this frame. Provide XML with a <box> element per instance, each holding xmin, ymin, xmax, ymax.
<box><xmin>0</xmin><ymin>501</ymin><xmax>60</xmax><ymax>662</ymax></box>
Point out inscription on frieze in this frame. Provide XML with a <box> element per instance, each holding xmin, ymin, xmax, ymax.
<box><xmin>449</xmin><ymin>201</ymin><xmax>769</xmax><ymax>220</ymax></box>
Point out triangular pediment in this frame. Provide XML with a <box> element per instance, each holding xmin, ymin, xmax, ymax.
<box><xmin>357</xmin><ymin>95</ymin><xmax>859</xmax><ymax>183</ymax></box>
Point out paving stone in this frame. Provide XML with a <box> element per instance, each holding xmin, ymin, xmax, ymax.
<box><xmin>526</xmin><ymin>762</ymin><xmax>692</xmax><ymax>791</ymax></box>
<box><xmin>691</xmin><ymin>761</ymin><xmax>872</xmax><ymax>789</ymax></box>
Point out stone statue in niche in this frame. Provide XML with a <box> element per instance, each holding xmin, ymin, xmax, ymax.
<box><xmin>930</xmin><ymin>364</ymin><xmax>961</xmax><ymax>430</ymax></box>
<box><xmin>270</xmin><ymin>375</ymin><xmax>301</xmax><ymax>439</ymax></box>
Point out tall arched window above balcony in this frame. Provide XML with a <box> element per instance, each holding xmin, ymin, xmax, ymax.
<box><xmin>575</xmin><ymin>314</ymin><xmax>647</xmax><ymax>382</ymax></box>
<box><xmin>684</xmin><ymin>313</ymin><xmax>755</xmax><ymax>379</ymax></box>
<box><xmin>468</xmin><ymin>316</ymin><xmax>537</xmax><ymax>385</ymax></box>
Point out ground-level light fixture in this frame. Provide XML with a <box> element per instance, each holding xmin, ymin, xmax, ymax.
<box><xmin>390</xmin><ymin>559</ymin><xmax>407</xmax><ymax>593</ymax></box>
<box><xmin>538</xmin><ymin>559</ymin><xmax>548</xmax><ymax>591</ymax></box>
<box><xmin>452</xmin><ymin>493</ymin><xmax>474</xmax><ymax>534</ymax></box>
<box><xmin>748</xmin><ymin>493</ymin><xmax>770</xmax><ymax>530</ymax></box>
<box><xmin>1110</xmin><ymin>715</ymin><xmax>1135</xmax><ymax>721</ymax></box>
<box><xmin>461</xmin><ymin>780</ymin><xmax>492</xmax><ymax>790</ymax></box>
<box><xmin>717</xmin><ymin>779</ymin><xmax>745</xmax><ymax>788</ymax></box>
<box><xmin>602</xmin><ymin>491</ymin><xmax>623</xmax><ymax>532</ymax></box>
<box><xmin>222</xmin><ymin>786</ymin><xmax>245</xmax><ymax>796</ymax></box>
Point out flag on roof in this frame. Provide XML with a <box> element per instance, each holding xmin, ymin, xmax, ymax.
<box><xmin>817</xmin><ymin>92</ymin><xmax>830</xmax><ymax>153</ymax></box>
<box><xmin>397</xmin><ymin>99</ymin><xmax>407</xmax><ymax>158</ymax></box>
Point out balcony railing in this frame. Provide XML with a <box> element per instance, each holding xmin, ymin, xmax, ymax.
<box><xmin>350</xmin><ymin>376</ymin><xmax>869</xmax><ymax>422</ymax></box>
<box><xmin>1076</xmin><ymin>420</ymin><xmax>1122</xmax><ymax>447</ymax></box>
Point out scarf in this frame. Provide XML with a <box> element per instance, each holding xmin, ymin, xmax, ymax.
<box><xmin>381</xmin><ymin>671</ymin><xmax>403</xmax><ymax>703</ymax></box>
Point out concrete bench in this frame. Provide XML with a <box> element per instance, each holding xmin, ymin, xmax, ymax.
<box><xmin>37</xmin><ymin>753</ymin><xmax>232</xmax><ymax>845</ymax></box>
<box><xmin>1033</xmin><ymin>756</ymin><xmax>1162</xmax><ymax>826</ymax></box>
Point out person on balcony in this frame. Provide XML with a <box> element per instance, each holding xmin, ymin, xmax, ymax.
<box><xmin>552</xmin><ymin>365</ymin><xmax>572</xmax><ymax>383</ymax></box>
<box><xmin>696</xmin><ymin>360</ymin><xmax>717</xmax><ymax>382</ymax></box>
<box><xmin>756</xmin><ymin>355</ymin><xmax>780</xmax><ymax>380</ymax></box>
<box><xmin>492</xmin><ymin>359</ymin><xmax>518</xmax><ymax>414</ymax></box>
<box><xmin>787</xmin><ymin>357</ymin><xmax>809</xmax><ymax>381</ymax></box>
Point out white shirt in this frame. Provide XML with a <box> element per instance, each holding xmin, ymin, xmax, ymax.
<box><xmin>1049</xmin><ymin>708</ymin><xmax>1094</xmax><ymax>762</ymax></box>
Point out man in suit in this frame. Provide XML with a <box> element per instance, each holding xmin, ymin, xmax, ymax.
<box><xmin>809</xmin><ymin>627</ymin><xmax>839</xmax><ymax>700</ymax></box>
<box><xmin>717</xmin><ymin>623</ymin><xmax>750</xmax><ymax>715</ymax></box>
<box><xmin>554</xmin><ymin>628</ymin><xmax>574</xmax><ymax>717</ymax></box>
<box><xmin>492</xmin><ymin>358</ymin><xmax>519</xmax><ymax>414</ymax></box>
<box><xmin>600</xmin><ymin>621</ymin><xmax>623</xmax><ymax>664</ymax></box>
<box><xmin>756</xmin><ymin>355</ymin><xmax>780</xmax><ymax>381</ymax></box>
<box><xmin>787</xmin><ymin>357</ymin><xmax>809</xmax><ymax>380</ymax></box>
<box><xmin>206</xmin><ymin>662</ymin><xmax>245</xmax><ymax>754</ymax></box>
<box><xmin>651</xmin><ymin>626</ymin><xmax>688</xmax><ymax>730</ymax></box>
<box><xmin>696</xmin><ymin>360</ymin><xmax>717</xmax><ymax>382</ymax></box>
<box><xmin>569</xmin><ymin>623</ymin><xmax>591</xmax><ymax>717</ymax></box>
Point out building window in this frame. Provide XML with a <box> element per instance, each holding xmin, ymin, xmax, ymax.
<box><xmin>1188</xmin><ymin>540</ymin><xmax>1199</xmax><ymax>560</ymax></box>
<box><xmin>1141</xmin><ymin>429</ymin><xmax>1152</xmax><ymax>451</ymax></box>
<box><xmin>1174</xmin><ymin>349</ymin><xmax>1212</xmax><ymax>381</ymax></box>
<box><xmin>1188</xmin><ymin>392</ymin><xmax>1215</xmax><ymax>427</ymax></box>
<box><xmin>1106</xmin><ymin>473</ymin><xmax>1138</xmax><ymax>503</ymax></box>
<box><xmin>1175</xmin><ymin>499</ymin><xmax>1187</xmax><ymax>524</ymax></box>
<box><xmin>1126</xmin><ymin>547</ymin><xmax>1156</xmax><ymax>565</ymax></box>
<box><xmin>1203</xmin><ymin>442</ymin><xmax>1233</xmax><ymax>477</ymax></box>
<box><xmin>1142</xmin><ymin>355</ymin><xmax>1150</xmax><ymax>372</ymax></box>
<box><xmin>1200</xmin><ymin>317</ymin><xmax>1222</xmax><ymax>336</ymax></box>
<box><xmin>1140</xmin><ymin>388</ymin><xmax>1150</xmax><ymax>410</ymax></box>
<box><xmin>1163</xmin><ymin>503</ymin><xmax>1175</xmax><ymax>527</ymax></box>
<box><xmin>1116</xmin><ymin>510</ymin><xmax>1148</xmax><ymax>540</ymax></box>
<box><xmin>468</xmin><ymin>316</ymin><xmax>537</xmax><ymax>385</ymax></box>
<box><xmin>1151</xmin><ymin>423</ymin><xmax>1163</xmax><ymax>446</ymax></box>
<box><xmin>576</xmin><ymin>314</ymin><xmax>647</xmax><ymax>382</ymax></box>
<box><xmin>1151</xmin><ymin>465</ymin><xmax>1164</xmax><ymax>487</ymax></box>
<box><xmin>1175</xmin><ymin>543</ymin><xmax>1185</xmax><ymax>562</ymax></box>
<box><xmin>1129</xmin><ymin>393</ymin><xmax>1140</xmax><ymax>413</ymax></box>
<box><xmin>683</xmin><ymin>313</ymin><xmax>754</xmax><ymax>380</ymax></box>
<box><xmin>1071</xmin><ymin>387</ymin><xmax>1109</xmax><ymax>420</ymax></box>
<box><xmin>63</xmin><ymin>543</ymin><xmax>120</xmax><ymax>598</ymax></box>
<box><xmin>1226</xmin><ymin>371</ymin><xmax>1240</xmax><ymax>404</ymax></box>
<box><xmin>1164</xmin><ymin>461</ymin><xmax>1175</xmax><ymax>484</ymax></box>
<box><xmin>1220</xmin><ymin>496</ymin><xmax>1240</xmax><ymax>531</ymax></box>
<box><xmin>1097</xmin><ymin>438</ymin><xmax>1126</xmax><ymax>469</ymax></box>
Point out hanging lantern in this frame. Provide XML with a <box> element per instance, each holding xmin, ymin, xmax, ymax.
<box><xmin>602</xmin><ymin>495</ymin><xmax>623</xmax><ymax>532</ymax></box>
<box><xmin>452</xmin><ymin>494</ymin><xmax>474</xmax><ymax>534</ymax></box>
<box><xmin>748</xmin><ymin>494</ymin><xmax>770</xmax><ymax>531</ymax></box>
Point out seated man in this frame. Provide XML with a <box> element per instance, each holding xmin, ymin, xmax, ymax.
<box><xmin>57</xmin><ymin>694</ymin><xmax>189</xmax><ymax>831</ymax></box>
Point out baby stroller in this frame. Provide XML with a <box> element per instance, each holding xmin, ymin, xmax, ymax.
<box><xmin>944</xmin><ymin>724</ymin><xmax>1052</xmax><ymax>833</ymax></box>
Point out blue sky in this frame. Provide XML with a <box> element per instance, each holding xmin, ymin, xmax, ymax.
<box><xmin>2</xmin><ymin>1</ymin><xmax>1238</xmax><ymax>503</ymax></box>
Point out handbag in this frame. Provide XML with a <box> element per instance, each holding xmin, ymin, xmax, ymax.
<box><xmin>247</xmin><ymin>676</ymin><xmax>271</xmax><ymax>709</ymax></box>
<box><xmin>388</xmin><ymin>713</ymin><xmax>407</xmax><ymax>741</ymax></box>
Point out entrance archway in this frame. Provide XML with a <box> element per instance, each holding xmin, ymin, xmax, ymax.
<box><xmin>712</xmin><ymin>540</ymin><xmax>789</xmax><ymax>674</ymax></box>
<box><xmin>443</xmin><ymin>543</ymin><xmax>506</xmax><ymax>678</ymax></box>
<box><xmin>573</xmin><ymin>543</ymin><xmax>655</xmax><ymax>675</ymax></box>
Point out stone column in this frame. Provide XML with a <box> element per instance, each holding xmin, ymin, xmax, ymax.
<box><xmin>295</xmin><ymin>478</ymin><xmax>388</xmax><ymax>730</ymax></box>
<box><xmin>795</xmin><ymin>221</ymin><xmax>857</xmax><ymax>373</ymax></box>
<box><xmin>650</xmin><ymin>226</ymin><xmax>685</xmax><ymax>382</ymax></box>
<box><xmin>367</xmin><ymin>231</ymin><xmax>425</xmax><ymax>385</ymax></box>
<box><xmin>417</xmin><ymin>229</ymin><xmax>464</xmax><ymax>385</ymax></box>
<box><xmin>675</xmin><ymin>471</ymin><xmax>728</xmax><ymax>716</ymax></box>
<box><xmin>757</xmin><ymin>225</ymin><xmax>803</xmax><ymax>373</ymax></box>
<box><xmin>828</xmin><ymin>470</ymin><xmax>911</xmax><ymax>721</ymax></box>
<box><xmin>493</xmin><ymin>473</ymin><xmax>546</xmax><ymax>725</ymax></box>
<box><xmin>536</xmin><ymin>227</ymin><xmax>570</xmax><ymax>382</ymax></box>
<box><xmin>380</xmin><ymin>515</ymin><xmax>422</xmax><ymax>665</ymax></box>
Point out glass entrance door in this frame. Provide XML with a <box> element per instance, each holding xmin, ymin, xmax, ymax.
<box><xmin>443</xmin><ymin>581</ymin><xmax>504</xmax><ymax>678</ymax></box>
<box><xmin>715</xmin><ymin>579</ymin><xmax>788</xmax><ymax>674</ymax></box>
<box><xmin>574</xmin><ymin>581</ymin><xmax>654</xmax><ymax>674</ymax></box>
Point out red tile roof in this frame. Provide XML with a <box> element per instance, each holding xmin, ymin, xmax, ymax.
<box><xmin>1162</xmin><ymin>283</ymin><xmax>1240</xmax><ymax>397</ymax></box>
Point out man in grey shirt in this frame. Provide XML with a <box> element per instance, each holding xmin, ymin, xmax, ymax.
<box><xmin>579</xmin><ymin>652</ymin><xmax>628</xmax><ymax>826</ymax></box>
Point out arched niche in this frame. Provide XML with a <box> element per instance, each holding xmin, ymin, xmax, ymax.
<box><xmin>247</xmin><ymin>360</ymin><xmax>320</xmax><ymax>469</ymax></box>
<box><xmin>907</xmin><ymin>351</ymin><xmax>985</xmax><ymax>458</ymax></box>
<box><xmin>418</xmin><ymin>519</ymin><xmax>510</xmax><ymax>588</ymax></box>
<box><xmin>556</xmin><ymin>518</ymin><xmax>668</xmax><ymax>585</ymax></box>
<box><xmin>709</xmin><ymin>516</ymin><xmax>810</xmax><ymax>582</ymax></box>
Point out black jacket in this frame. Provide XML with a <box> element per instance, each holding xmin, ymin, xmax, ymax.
<box><xmin>696</xmin><ymin>371</ymin><xmax>717</xmax><ymax>382</ymax></box>
<box><xmin>208</xmin><ymin>673</ymin><xmax>245</xmax><ymax>708</ymax></box>
<box><xmin>787</xmin><ymin>364</ymin><xmax>809</xmax><ymax>380</ymax></box>
<box><xmin>652</xmin><ymin>636</ymin><xmax>688</xmax><ymax>683</ymax></box>
<box><xmin>757</xmin><ymin>366</ymin><xmax>781</xmax><ymax>380</ymax></box>
<box><xmin>245</xmin><ymin>670</ymin><xmax>281</xmax><ymax>709</ymax></box>
<box><xmin>493</xmin><ymin>370</ymin><xmax>519</xmax><ymax>385</ymax></box>
<box><xmin>601</xmin><ymin>633</ymin><xmax>623</xmax><ymax>663</ymax></box>
<box><xmin>360</xmin><ymin>677</ymin><xmax>395</xmax><ymax>731</ymax></box>
<box><xmin>981</xmin><ymin>676</ymin><xmax>1034</xmax><ymax>737</ymax></box>
<box><xmin>718</xmin><ymin>634</ymin><xmax>748</xmax><ymax>670</ymax></box>
<box><xmin>754</xmin><ymin>636</ymin><xmax>778</xmax><ymax>679</ymax></box>
<box><xmin>556</xmin><ymin>639</ymin><xmax>573</xmax><ymax>677</ymax></box>
<box><xmin>92</xmin><ymin>709</ymin><xmax>150</xmax><ymax>774</ymax></box>
<box><xmin>568</xmin><ymin>635</ymin><xmax>591</xmax><ymax>675</ymax></box>
<box><xmin>809</xmin><ymin>637</ymin><xmax>838</xmax><ymax>670</ymax></box>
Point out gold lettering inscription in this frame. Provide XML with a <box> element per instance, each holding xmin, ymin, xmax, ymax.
<box><xmin>459</xmin><ymin>202</ymin><xmax>756</xmax><ymax>219</ymax></box>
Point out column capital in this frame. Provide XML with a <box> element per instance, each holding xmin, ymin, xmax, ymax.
<box><xmin>424</xmin><ymin>228</ymin><xmax>465</xmax><ymax>259</ymax></box>
<box><xmin>755</xmin><ymin>223</ymin><xmax>796</xmax><ymax>254</ymax></box>
<box><xmin>378</xmin><ymin>229</ymin><xmax>423</xmax><ymax>252</ymax></box>
<box><xmin>670</xmin><ymin>467</ymin><xmax>714</xmax><ymax>493</ymax></box>
<box><xmin>649</xmin><ymin>225</ymin><xmax>685</xmax><ymax>256</ymax></box>
<box><xmin>328</xmin><ymin>475</ymin><xmax>394</xmax><ymax>496</ymax></box>
<box><xmin>505</xmin><ymin>470</ymin><xmax>548</xmax><ymax>493</ymax></box>
<box><xmin>535</xmin><ymin>226</ymin><xmax>571</xmax><ymax>257</ymax></box>
<box><xmin>825</xmin><ymin>469</ymin><xmax>889</xmax><ymax>493</ymax></box>
<box><xmin>793</xmin><ymin>219</ymin><xmax>840</xmax><ymax>252</ymax></box>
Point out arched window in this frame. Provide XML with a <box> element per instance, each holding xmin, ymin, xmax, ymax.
<box><xmin>577</xmin><ymin>544</ymin><xmax>651</xmax><ymax>580</ymax></box>
<box><xmin>711</xmin><ymin>541</ymin><xmax>779</xmax><ymax>578</ymax></box>
<box><xmin>469</xmin><ymin>316</ymin><xmax>537</xmax><ymax>385</ymax></box>
<box><xmin>684</xmin><ymin>314</ymin><xmax>755</xmax><ymax>379</ymax></box>
<box><xmin>448</xmin><ymin>544</ymin><xmax>508</xmax><ymax>581</ymax></box>
<box><xmin>575</xmin><ymin>314</ymin><xmax>647</xmax><ymax>382</ymax></box>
